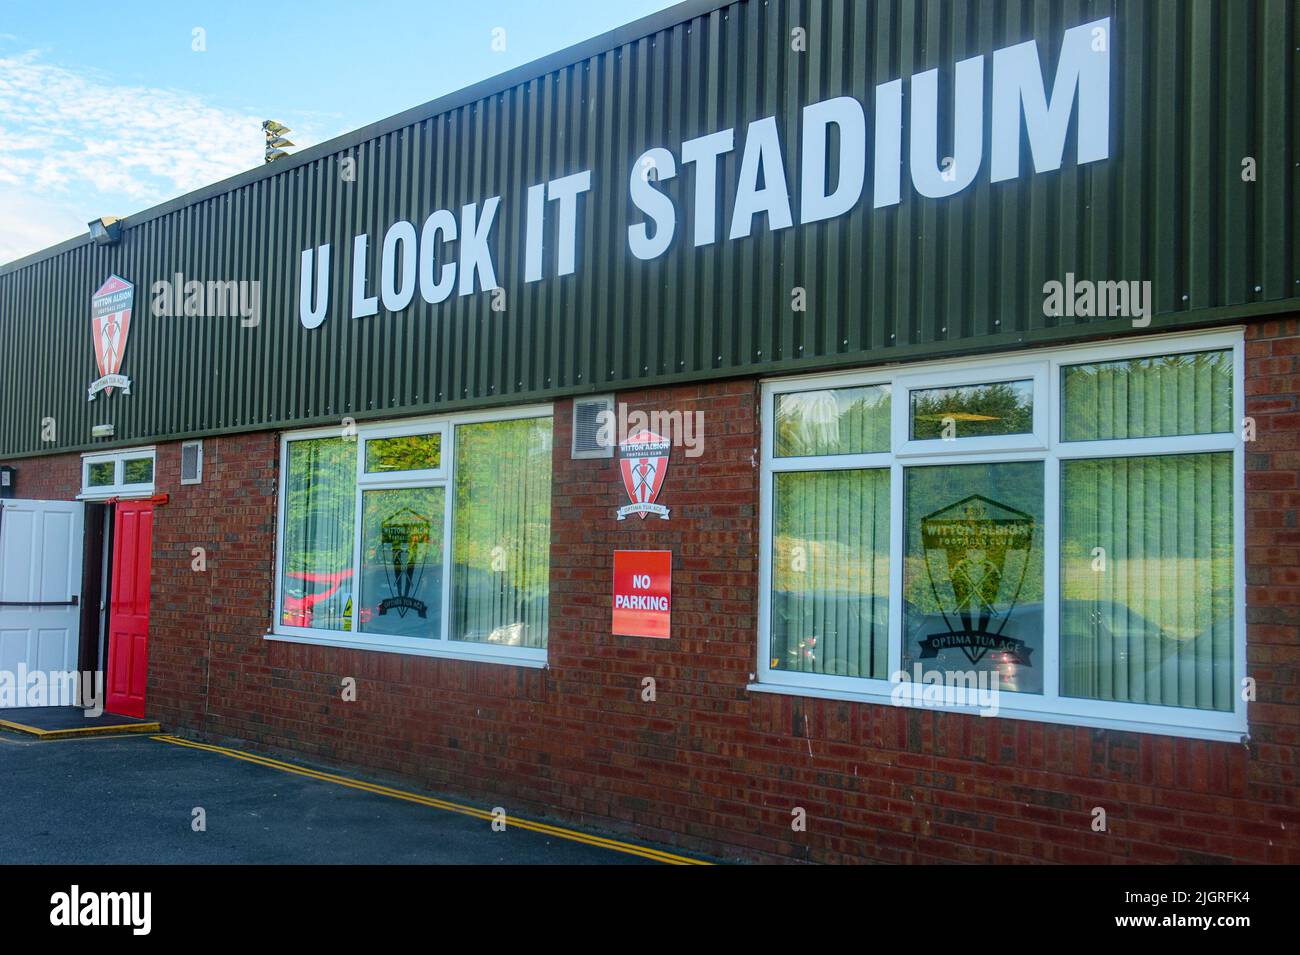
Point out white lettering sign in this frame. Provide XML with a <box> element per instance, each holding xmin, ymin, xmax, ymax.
<box><xmin>298</xmin><ymin>18</ymin><xmax>1111</xmax><ymax>328</ymax></box>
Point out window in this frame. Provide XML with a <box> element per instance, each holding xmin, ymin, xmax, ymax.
<box><xmin>909</xmin><ymin>380</ymin><xmax>1034</xmax><ymax>440</ymax></box>
<box><xmin>771</xmin><ymin>467</ymin><xmax>890</xmax><ymax>678</ymax></box>
<box><xmin>274</xmin><ymin>408</ymin><xmax>552</xmax><ymax>666</ymax></box>
<box><xmin>364</xmin><ymin>432</ymin><xmax>442</xmax><ymax>473</ymax></box>
<box><xmin>758</xmin><ymin>332</ymin><xmax>1244</xmax><ymax>740</ymax></box>
<box><xmin>359</xmin><ymin>486</ymin><xmax>444</xmax><ymax>638</ymax></box>
<box><xmin>80</xmin><ymin>447</ymin><xmax>155</xmax><ymax>498</ymax></box>
<box><xmin>451</xmin><ymin>419</ymin><xmax>552</xmax><ymax>649</ymax></box>
<box><xmin>1059</xmin><ymin>453</ymin><xmax>1233</xmax><ymax>710</ymax></box>
<box><xmin>774</xmin><ymin>385</ymin><xmax>891</xmax><ymax>456</ymax></box>
<box><xmin>87</xmin><ymin>462</ymin><xmax>115</xmax><ymax>487</ymax></box>
<box><xmin>1060</xmin><ymin>349</ymin><xmax>1233</xmax><ymax>441</ymax></box>
<box><xmin>902</xmin><ymin>461</ymin><xmax>1045</xmax><ymax>694</ymax></box>
<box><xmin>280</xmin><ymin>438</ymin><xmax>355</xmax><ymax>632</ymax></box>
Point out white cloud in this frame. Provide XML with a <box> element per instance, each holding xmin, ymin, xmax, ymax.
<box><xmin>0</xmin><ymin>186</ymin><xmax>85</xmax><ymax>265</ymax></box>
<box><xmin>0</xmin><ymin>49</ymin><xmax>315</xmax><ymax>264</ymax></box>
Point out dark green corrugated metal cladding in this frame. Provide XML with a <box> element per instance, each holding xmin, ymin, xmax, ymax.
<box><xmin>1</xmin><ymin>0</ymin><xmax>1296</xmax><ymax>458</ymax></box>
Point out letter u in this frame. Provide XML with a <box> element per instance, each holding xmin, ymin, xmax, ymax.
<box><xmin>910</xmin><ymin>55</ymin><xmax>984</xmax><ymax>198</ymax></box>
<box><xmin>299</xmin><ymin>244</ymin><xmax>330</xmax><ymax>328</ymax></box>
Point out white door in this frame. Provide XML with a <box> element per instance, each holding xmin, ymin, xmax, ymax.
<box><xmin>0</xmin><ymin>500</ymin><xmax>84</xmax><ymax>708</ymax></box>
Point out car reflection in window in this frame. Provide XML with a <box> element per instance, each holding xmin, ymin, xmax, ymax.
<box><xmin>282</xmin><ymin>569</ymin><xmax>353</xmax><ymax>630</ymax></box>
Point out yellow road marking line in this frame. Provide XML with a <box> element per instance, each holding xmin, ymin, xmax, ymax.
<box><xmin>0</xmin><ymin>718</ymin><xmax>161</xmax><ymax>739</ymax></box>
<box><xmin>152</xmin><ymin>734</ymin><xmax>710</xmax><ymax>866</ymax></box>
<box><xmin>0</xmin><ymin>731</ymin><xmax>155</xmax><ymax>744</ymax></box>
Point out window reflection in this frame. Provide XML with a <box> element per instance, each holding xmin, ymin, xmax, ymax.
<box><xmin>902</xmin><ymin>462</ymin><xmax>1045</xmax><ymax>694</ymax></box>
<box><xmin>775</xmin><ymin>385</ymin><xmax>890</xmax><ymax>456</ymax></box>
<box><xmin>909</xmin><ymin>380</ymin><xmax>1033</xmax><ymax>440</ymax></box>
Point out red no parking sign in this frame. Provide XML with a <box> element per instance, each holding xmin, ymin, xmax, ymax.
<box><xmin>612</xmin><ymin>550</ymin><xmax>671</xmax><ymax>639</ymax></box>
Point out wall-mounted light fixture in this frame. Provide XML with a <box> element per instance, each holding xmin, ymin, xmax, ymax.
<box><xmin>91</xmin><ymin>423</ymin><xmax>115</xmax><ymax>438</ymax></box>
<box><xmin>88</xmin><ymin>216</ymin><xmax>123</xmax><ymax>246</ymax></box>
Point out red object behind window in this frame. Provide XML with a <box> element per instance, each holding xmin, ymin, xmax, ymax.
<box><xmin>281</xmin><ymin>569</ymin><xmax>353</xmax><ymax>628</ymax></box>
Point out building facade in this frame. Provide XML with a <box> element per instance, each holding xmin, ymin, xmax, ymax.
<box><xmin>1</xmin><ymin>0</ymin><xmax>1297</xmax><ymax>863</ymax></box>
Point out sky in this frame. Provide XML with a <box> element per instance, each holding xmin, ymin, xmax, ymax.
<box><xmin>0</xmin><ymin>0</ymin><xmax>678</xmax><ymax>265</ymax></box>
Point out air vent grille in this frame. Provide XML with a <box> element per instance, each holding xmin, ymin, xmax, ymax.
<box><xmin>571</xmin><ymin>396</ymin><xmax>614</xmax><ymax>459</ymax></box>
<box><xmin>180</xmin><ymin>440</ymin><xmax>203</xmax><ymax>484</ymax></box>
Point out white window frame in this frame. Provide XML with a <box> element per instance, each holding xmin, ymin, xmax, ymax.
<box><xmin>79</xmin><ymin>446</ymin><xmax>156</xmax><ymax>499</ymax></box>
<box><xmin>270</xmin><ymin>404</ymin><xmax>552</xmax><ymax>668</ymax></box>
<box><xmin>894</xmin><ymin>362</ymin><xmax>1048</xmax><ymax>456</ymax></box>
<box><xmin>358</xmin><ymin>423</ymin><xmax>448</xmax><ymax>484</ymax></box>
<box><xmin>755</xmin><ymin>329</ymin><xmax>1247</xmax><ymax>742</ymax></box>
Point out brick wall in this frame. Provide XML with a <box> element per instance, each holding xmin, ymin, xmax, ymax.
<box><xmin>147</xmin><ymin>434</ymin><xmax>280</xmax><ymax>732</ymax></box>
<box><xmin>4</xmin><ymin>322</ymin><xmax>1298</xmax><ymax>863</ymax></box>
<box><xmin>1241</xmin><ymin>316</ymin><xmax>1300</xmax><ymax>834</ymax></box>
<box><xmin>0</xmin><ymin>452</ymin><xmax>79</xmax><ymax>500</ymax></box>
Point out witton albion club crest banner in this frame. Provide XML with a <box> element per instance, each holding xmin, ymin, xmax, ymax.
<box><xmin>617</xmin><ymin>430</ymin><xmax>671</xmax><ymax>520</ymax></box>
<box><xmin>378</xmin><ymin>507</ymin><xmax>432</xmax><ymax>618</ymax></box>
<box><xmin>88</xmin><ymin>275</ymin><xmax>135</xmax><ymax>400</ymax></box>
<box><xmin>917</xmin><ymin>495</ymin><xmax>1035</xmax><ymax>667</ymax></box>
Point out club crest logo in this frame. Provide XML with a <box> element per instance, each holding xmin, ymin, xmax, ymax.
<box><xmin>88</xmin><ymin>275</ymin><xmax>135</xmax><ymax>400</ymax></box>
<box><xmin>617</xmin><ymin>429</ymin><xmax>671</xmax><ymax>521</ymax></box>
<box><xmin>917</xmin><ymin>495</ymin><xmax>1034</xmax><ymax>666</ymax></box>
<box><xmin>377</xmin><ymin>507</ymin><xmax>432</xmax><ymax>618</ymax></box>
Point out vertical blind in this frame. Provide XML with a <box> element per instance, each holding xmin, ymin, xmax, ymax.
<box><xmin>774</xmin><ymin>386</ymin><xmax>891</xmax><ymax>457</ymax></box>
<box><xmin>1061</xmin><ymin>350</ymin><xmax>1233</xmax><ymax>441</ymax></box>
<box><xmin>280</xmin><ymin>437</ymin><xmax>357</xmax><ymax>631</ymax></box>
<box><xmin>771</xmin><ymin>468</ymin><xmax>890</xmax><ymax>679</ymax></box>
<box><xmin>451</xmin><ymin>418</ymin><xmax>553</xmax><ymax>648</ymax></box>
<box><xmin>1060</xmin><ymin>453</ymin><xmax>1234</xmax><ymax>711</ymax></box>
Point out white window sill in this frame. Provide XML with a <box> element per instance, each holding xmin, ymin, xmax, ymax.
<box><xmin>747</xmin><ymin>682</ymin><xmax>1248</xmax><ymax>744</ymax></box>
<box><xmin>265</xmin><ymin>631</ymin><xmax>548</xmax><ymax>669</ymax></box>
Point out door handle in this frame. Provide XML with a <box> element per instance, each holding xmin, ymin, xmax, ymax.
<box><xmin>0</xmin><ymin>596</ymin><xmax>79</xmax><ymax>607</ymax></box>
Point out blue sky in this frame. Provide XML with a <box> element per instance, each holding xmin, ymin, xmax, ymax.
<box><xmin>0</xmin><ymin>0</ymin><xmax>678</xmax><ymax>264</ymax></box>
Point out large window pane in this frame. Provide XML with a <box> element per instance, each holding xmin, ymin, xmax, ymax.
<box><xmin>1061</xmin><ymin>350</ymin><xmax>1232</xmax><ymax>441</ymax></box>
<box><xmin>771</xmin><ymin>469</ymin><xmax>889</xmax><ymax>679</ymax></box>
<box><xmin>909</xmin><ymin>380</ymin><xmax>1033</xmax><ymax>440</ymax></box>
<box><xmin>358</xmin><ymin>487</ymin><xmax>444</xmax><ymax>638</ymax></box>
<box><xmin>903</xmin><ymin>462</ymin><xmax>1045</xmax><ymax>693</ymax></box>
<box><xmin>775</xmin><ymin>385</ymin><xmax>890</xmax><ymax>456</ymax></box>
<box><xmin>1060</xmin><ymin>453</ymin><xmax>1233</xmax><ymax>710</ymax></box>
<box><xmin>280</xmin><ymin>438</ymin><xmax>357</xmax><ymax>631</ymax></box>
<box><xmin>452</xmin><ymin>418</ymin><xmax>552</xmax><ymax>648</ymax></box>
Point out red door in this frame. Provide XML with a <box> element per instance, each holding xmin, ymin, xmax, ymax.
<box><xmin>106</xmin><ymin>501</ymin><xmax>153</xmax><ymax>718</ymax></box>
